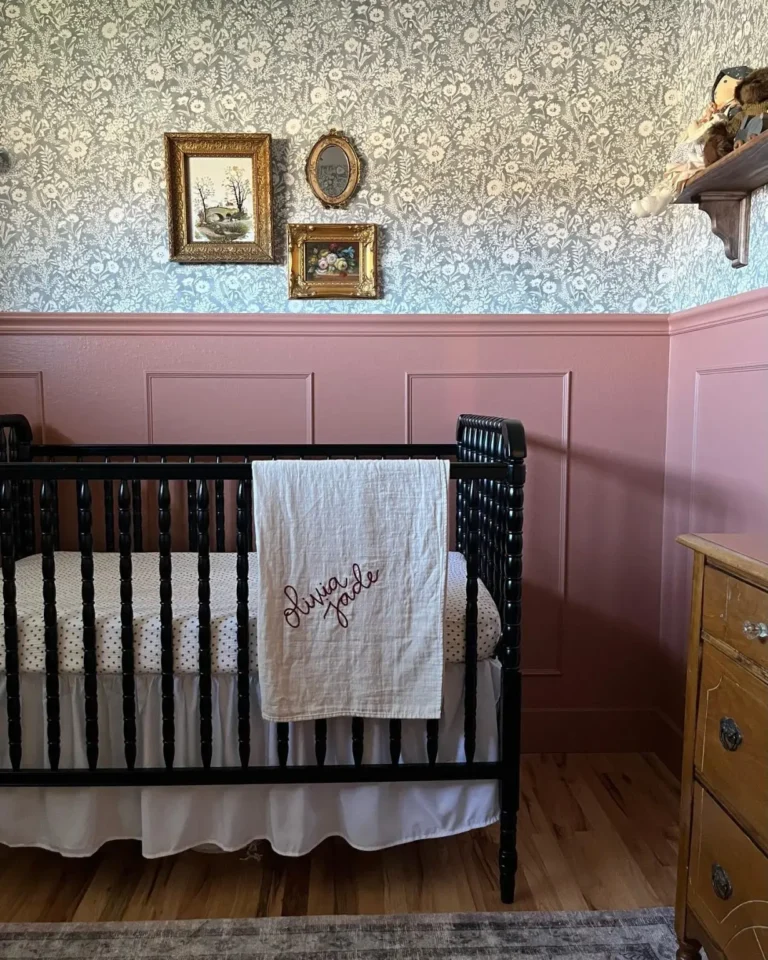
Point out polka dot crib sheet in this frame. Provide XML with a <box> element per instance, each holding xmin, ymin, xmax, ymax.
<box><xmin>9</xmin><ymin>551</ymin><xmax>501</xmax><ymax>674</ymax></box>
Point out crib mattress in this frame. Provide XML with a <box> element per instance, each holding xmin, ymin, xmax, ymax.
<box><xmin>11</xmin><ymin>550</ymin><xmax>501</xmax><ymax>674</ymax></box>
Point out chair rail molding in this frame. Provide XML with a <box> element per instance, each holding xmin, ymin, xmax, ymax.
<box><xmin>0</xmin><ymin>312</ymin><xmax>670</xmax><ymax>338</ymax></box>
<box><xmin>669</xmin><ymin>288</ymin><xmax>768</xmax><ymax>336</ymax></box>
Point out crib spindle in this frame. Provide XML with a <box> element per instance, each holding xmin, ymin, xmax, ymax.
<box><xmin>78</xmin><ymin>479</ymin><xmax>99</xmax><ymax>770</ymax></box>
<box><xmin>314</xmin><ymin>719</ymin><xmax>327</xmax><ymax>766</ymax></box>
<box><xmin>20</xmin><ymin>478</ymin><xmax>34</xmax><ymax>559</ymax></box>
<box><xmin>464</xmin><ymin>477</ymin><xmax>479</xmax><ymax>764</ymax></box>
<box><xmin>215</xmin><ymin>461</ymin><xmax>225</xmax><ymax>552</ymax></box>
<box><xmin>488</xmin><ymin>433</ymin><xmax>501</xmax><ymax>607</ymax></box>
<box><xmin>197</xmin><ymin>480</ymin><xmax>213</xmax><ymax>769</ymax></box>
<box><xmin>7</xmin><ymin>429</ymin><xmax>21</xmax><ymax>558</ymax></box>
<box><xmin>132</xmin><ymin>458</ymin><xmax>143</xmax><ymax>552</ymax></box>
<box><xmin>236</xmin><ymin>478</ymin><xmax>250</xmax><ymax>768</ymax></box>
<box><xmin>426</xmin><ymin>719</ymin><xmax>439</xmax><ymax>765</ymax></box>
<box><xmin>118</xmin><ymin>480</ymin><xmax>136</xmax><ymax>770</ymax></box>
<box><xmin>187</xmin><ymin>458</ymin><xmax>197</xmax><ymax>551</ymax></box>
<box><xmin>352</xmin><ymin>717</ymin><xmax>364</xmax><ymax>766</ymax></box>
<box><xmin>158</xmin><ymin>476</ymin><xmax>174</xmax><ymax>768</ymax></box>
<box><xmin>244</xmin><ymin>463</ymin><xmax>253</xmax><ymax>552</ymax></box>
<box><xmin>1</xmin><ymin>480</ymin><xmax>21</xmax><ymax>771</ymax></box>
<box><xmin>456</xmin><ymin>477</ymin><xmax>465</xmax><ymax>558</ymax></box>
<box><xmin>104</xmin><ymin>458</ymin><xmax>115</xmax><ymax>552</ymax></box>
<box><xmin>44</xmin><ymin>460</ymin><xmax>61</xmax><ymax>551</ymax></box>
<box><xmin>40</xmin><ymin>480</ymin><xmax>60</xmax><ymax>771</ymax></box>
<box><xmin>277</xmin><ymin>722</ymin><xmax>289</xmax><ymax>767</ymax></box>
<box><xmin>389</xmin><ymin>719</ymin><xmax>401</xmax><ymax>765</ymax></box>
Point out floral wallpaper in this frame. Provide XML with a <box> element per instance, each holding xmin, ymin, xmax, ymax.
<box><xmin>0</xmin><ymin>0</ymin><xmax>759</xmax><ymax>315</ymax></box>
<box><xmin>670</xmin><ymin>0</ymin><xmax>768</xmax><ymax>311</ymax></box>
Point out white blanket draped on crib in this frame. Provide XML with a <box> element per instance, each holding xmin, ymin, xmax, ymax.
<box><xmin>0</xmin><ymin>662</ymin><xmax>500</xmax><ymax>857</ymax></box>
<box><xmin>252</xmin><ymin>459</ymin><xmax>450</xmax><ymax>722</ymax></box>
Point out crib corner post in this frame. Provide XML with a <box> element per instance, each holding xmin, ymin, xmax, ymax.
<box><xmin>498</xmin><ymin>453</ymin><xmax>525</xmax><ymax>904</ymax></box>
<box><xmin>499</xmin><ymin>658</ymin><xmax>521</xmax><ymax>904</ymax></box>
<box><xmin>0</xmin><ymin>477</ymin><xmax>21</xmax><ymax>771</ymax></box>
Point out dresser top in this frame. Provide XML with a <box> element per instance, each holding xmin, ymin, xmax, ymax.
<box><xmin>678</xmin><ymin>533</ymin><xmax>768</xmax><ymax>583</ymax></box>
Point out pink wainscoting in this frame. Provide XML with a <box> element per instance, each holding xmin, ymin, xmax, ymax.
<box><xmin>658</xmin><ymin>288</ymin><xmax>768</xmax><ymax>774</ymax></box>
<box><xmin>0</xmin><ymin>312</ymin><xmax>671</xmax><ymax>753</ymax></box>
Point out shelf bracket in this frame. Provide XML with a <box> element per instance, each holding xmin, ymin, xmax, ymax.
<box><xmin>696</xmin><ymin>190</ymin><xmax>751</xmax><ymax>268</ymax></box>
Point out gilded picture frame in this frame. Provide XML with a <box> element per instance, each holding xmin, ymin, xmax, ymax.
<box><xmin>164</xmin><ymin>132</ymin><xmax>274</xmax><ymax>264</ymax></box>
<box><xmin>305</xmin><ymin>130</ymin><xmax>361</xmax><ymax>208</ymax></box>
<box><xmin>287</xmin><ymin>223</ymin><xmax>379</xmax><ymax>299</ymax></box>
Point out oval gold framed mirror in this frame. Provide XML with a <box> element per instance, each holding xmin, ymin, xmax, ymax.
<box><xmin>306</xmin><ymin>130</ymin><xmax>361</xmax><ymax>208</ymax></box>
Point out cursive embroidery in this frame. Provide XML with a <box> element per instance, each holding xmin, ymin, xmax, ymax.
<box><xmin>283</xmin><ymin>563</ymin><xmax>380</xmax><ymax>629</ymax></box>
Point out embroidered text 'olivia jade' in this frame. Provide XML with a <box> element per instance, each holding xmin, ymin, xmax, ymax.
<box><xmin>283</xmin><ymin>563</ymin><xmax>380</xmax><ymax>629</ymax></box>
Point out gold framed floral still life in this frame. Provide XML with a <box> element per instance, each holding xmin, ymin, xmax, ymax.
<box><xmin>165</xmin><ymin>132</ymin><xmax>274</xmax><ymax>264</ymax></box>
<box><xmin>287</xmin><ymin>223</ymin><xmax>379</xmax><ymax>299</ymax></box>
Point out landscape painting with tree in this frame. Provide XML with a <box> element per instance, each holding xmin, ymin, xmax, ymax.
<box><xmin>165</xmin><ymin>133</ymin><xmax>274</xmax><ymax>263</ymax></box>
<box><xmin>187</xmin><ymin>156</ymin><xmax>255</xmax><ymax>243</ymax></box>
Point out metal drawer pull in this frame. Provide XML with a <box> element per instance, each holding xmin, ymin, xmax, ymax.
<box><xmin>743</xmin><ymin>620</ymin><xmax>768</xmax><ymax>641</ymax></box>
<box><xmin>711</xmin><ymin>863</ymin><xmax>733</xmax><ymax>900</ymax></box>
<box><xmin>719</xmin><ymin>717</ymin><xmax>743</xmax><ymax>751</ymax></box>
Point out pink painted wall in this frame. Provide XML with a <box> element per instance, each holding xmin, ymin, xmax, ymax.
<box><xmin>0</xmin><ymin>312</ymin><xmax>670</xmax><ymax>754</ymax></box>
<box><xmin>658</xmin><ymin>289</ymin><xmax>768</xmax><ymax>773</ymax></box>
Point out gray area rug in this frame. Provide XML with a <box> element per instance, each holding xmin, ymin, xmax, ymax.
<box><xmin>0</xmin><ymin>907</ymin><xmax>676</xmax><ymax>959</ymax></box>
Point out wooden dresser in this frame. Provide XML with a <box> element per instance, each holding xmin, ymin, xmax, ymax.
<box><xmin>677</xmin><ymin>534</ymin><xmax>768</xmax><ymax>960</ymax></box>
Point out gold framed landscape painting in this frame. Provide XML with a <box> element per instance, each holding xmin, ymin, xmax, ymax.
<box><xmin>288</xmin><ymin>223</ymin><xmax>379</xmax><ymax>299</ymax></box>
<box><xmin>165</xmin><ymin>132</ymin><xmax>274</xmax><ymax>263</ymax></box>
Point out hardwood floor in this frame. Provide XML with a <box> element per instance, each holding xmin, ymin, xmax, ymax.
<box><xmin>0</xmin><ymin>753</ymin><xmax>679</xmax><ymax>922</ymax></box>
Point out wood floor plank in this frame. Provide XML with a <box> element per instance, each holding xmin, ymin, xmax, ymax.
<box><xmin>380</xmin><ymin>837</ymin><xmax>422</xmax><ymax>914</ymax></box>
<box><xmin>579</xmin><ymin>758</ymin><xmax>676</xmax><ymax>905</ymax></box>
<box><xmin>528</xmin><ymin>754</ymin><xmax>589</xmax><ymax>840</ymax></box>
<box><xmin>588</xmin><ymin>755</ymin><xmax>678</xmax><ymax>878</ymax></box>
<box><xmin>0</xmin><ymin>753</ymin><xmax>679</xmax><ymax>921</ymax></box>
<box><xmin>70</xmin><ymin>842</ymin><xmax>148</xmax><ymax>922</ymax></box>
<box><xmin>561</xmin><ymin>756</ymin><xmax>661</xmax><ymax>909</ymax></box>
<box><xmin>415</xmin><ymin>833</ymin><xmax>473</xmax><ymax>913</ymax></box>
<box><xmin>281</xmin><ymin>852</ymin><xmax>313</xmax><ymax>917</ymax></box>
<box><xmin>0</xmin><ymin>847</ymin><xmax>99</xmax><ymax>922</ymax></box>
<box><xmin>118</xmin><ymin>854</ymin><xmax>174</xmax><ymax>921</ymax></box>
<box><xmin>528</xmin><ymin>828</ymin><xmax>591</xmax><ymax>912</ymax></box>
<box><xmin>257</xmin><ymin>847</ymin><xmax>291</xmax><ymax>918</ymax></box>
<box><xmin>330</xmin><ymin>837</ymin><xmax>360</xmax><ymax>916</ymax></box>
<box><xmin>307</xmin><ymin>840</ymin><xmax>336</xmax><ymax>916</ymax></box>
<box><xmin>191</xmin><ymin>851</ymin><xmax>263</xmax><ymax>919</ymax></box>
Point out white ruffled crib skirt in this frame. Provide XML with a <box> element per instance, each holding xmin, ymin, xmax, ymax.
<box><xmin>0</xmin><ymin>661</ymin><xmax>500</xmax><ymax>857</ymax></box>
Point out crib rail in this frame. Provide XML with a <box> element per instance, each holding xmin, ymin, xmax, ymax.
<box><xmin>0</xmin><ymin>412</ymin><xmax>525</xmax><ymax>903</ymax></box>
<box><xmin>0</xmin><ymin>762</ymin><xmax>502</xmax><ymax>786</ymax></box>
<box><xmin>33</xmin><ymin>442</ymin><xmax>461</xmax><ymax>458</ymax></box>
<box><xmin>0</xmin><ymin>461</ymin><xmax>511</xmax><ymax>480</ymax></box>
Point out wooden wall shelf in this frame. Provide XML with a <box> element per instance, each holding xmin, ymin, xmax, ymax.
<box><xmin>675</xmin><ymin>128</ymin><xmax>768</xmax><ymax>268</ymax></box>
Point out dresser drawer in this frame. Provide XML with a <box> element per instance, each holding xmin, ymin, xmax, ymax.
<box><xmin>688</xmin><ymin>785</ymin><xmax>768</xmax><ymax>960</ymax></box>
<box><xmin>703</xmin><ymin>566</ymin><xmax>768</xmax><ymax>669</ymax></box>
<box><xmin>695</xmin><ymin>642</ymin><xmax>768</xmax><ymax>848</ymax></box>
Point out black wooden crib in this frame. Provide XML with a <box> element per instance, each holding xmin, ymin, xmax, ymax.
<box><xmin>0</xmin><ymin>412</ymin><xmax>526</xmax><ymax>902</ymax></box>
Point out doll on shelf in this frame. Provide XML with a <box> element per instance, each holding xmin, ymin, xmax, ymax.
<box><xmin>631</xmin><ymin>65</ymin><xmax>751</xmax><ymax>218</ymax></box>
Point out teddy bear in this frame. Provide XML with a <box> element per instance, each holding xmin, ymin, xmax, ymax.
<box><xmin>704</xmin><ymin>66</ymin><xmax>768</xmax><ymax>163</ymax></box>
<box><xmin>631</xmin><ymin>66</ymin><xmax>751</xmax><ymax>218</ymax></box>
